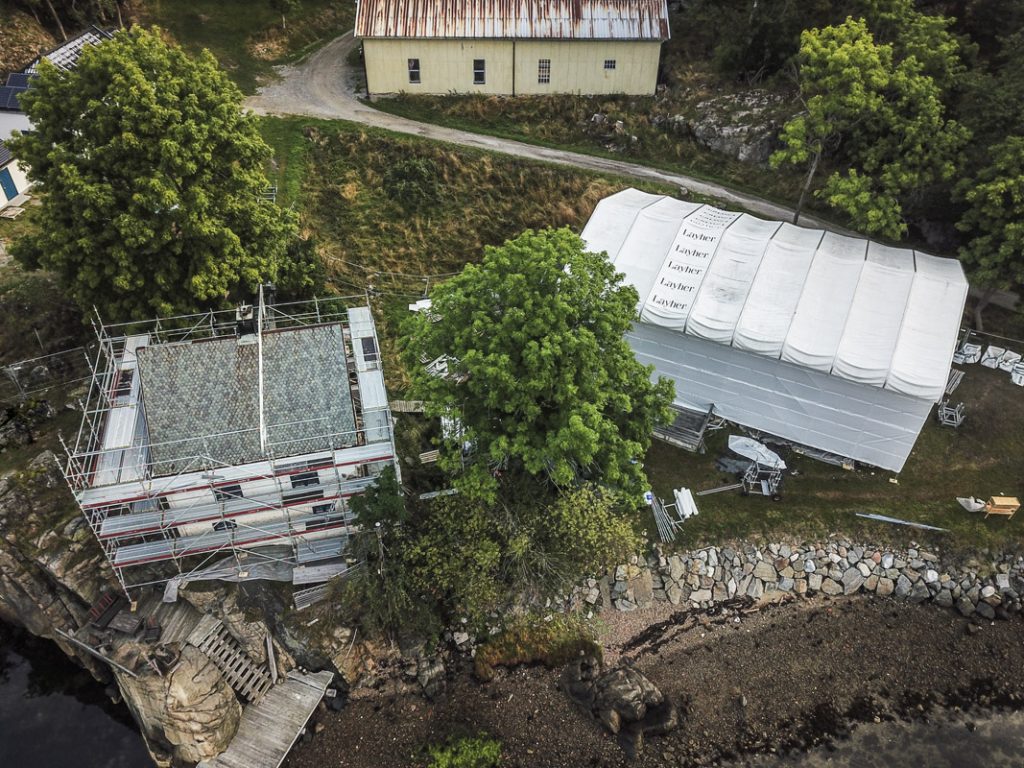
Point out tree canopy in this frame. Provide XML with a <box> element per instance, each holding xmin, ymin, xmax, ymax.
<box><xmin>771</xmin><ymin>16</ymin><xmax>967</xmax><ymax>237</ymax></box>
<box><xmin>403</xmin><ymin>228</ymin><xmax>674</xmax><ymax>502</ymax></box>
<box><xmin>957</xmin><ymin>136</ymin><xmax>1024</xmax><ymax>300</ymax></box>
<box><xmin>9</xmin><ymin>26</ymin><xmax>305</xmax><ymax>320</ymax></box>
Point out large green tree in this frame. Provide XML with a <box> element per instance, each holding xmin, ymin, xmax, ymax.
<box><xmin>956</xmin><ymin>136</ymin><xmax>1024</xmax><ymax>329</ymax></box>
<box><xmin>9</xmin><ymin>26</ymin><xmax>301</xmax><ymax>320</ymax></box>
<box><xmin>403</xmin><ymin>228</ymin><xmax>674</xmax><ymax>501</ymax></box>
<box><xmin>771</xmin><ymin>17</ymin><xmax>967</xmax><ymax>237</ymax></box>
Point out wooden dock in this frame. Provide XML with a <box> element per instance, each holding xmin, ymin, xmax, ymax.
<box><xmin>198</xmin><ymin>669</ymin><xmax>335</xmax><ymax>768</ymax></box>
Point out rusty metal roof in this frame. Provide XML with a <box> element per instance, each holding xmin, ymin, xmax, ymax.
<box><xmin>355</xmin><ymin>0</ymin><xmax>670</xmax><ymax>40</ymax></box>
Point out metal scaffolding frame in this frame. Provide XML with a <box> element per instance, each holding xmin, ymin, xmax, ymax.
<box><xmin>59</xmin><ymin>294</ymin><xmax>398</xmax><ymax>600</ymax></box>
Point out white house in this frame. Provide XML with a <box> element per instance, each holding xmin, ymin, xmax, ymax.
<box><xmin>581</xmin><ymin>189</ymin><xmax>969</xmax><ymax>472</ymax></box>
<box><xmin>355</xmin><ymin>0</ymin><xmax>671</xmax><ymax>96</ymax></box>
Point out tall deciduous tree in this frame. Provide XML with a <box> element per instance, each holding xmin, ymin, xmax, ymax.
<box><xmin>956</xmin><ymin>136</ymin><xmax>1024</xmax><ymax>330</ymax></box>
<box><xmin>9</xmin><ymin>27</ymin><xmax>303</xmax><ymax>320</ymax></box>
<box><xmin>771</xmin><ymin>17</ymin><xmax>967</xmax><ymax>238</ymax></box>
<box><xmin>403</xmin><ymin>228</ymin><xmax>674</xmax><ymax>501</ymax></box>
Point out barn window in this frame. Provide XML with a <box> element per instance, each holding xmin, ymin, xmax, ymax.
<box><xmin>604</xmin><ymin>59</ymin><xmax>617</xmax><ymax>70</ymax></box>
<box><xmin>538</xmin><ymin>58</ymin><xmax>551</xmax><ymax>84</ymax></box>
<box><xmin>473</xmin><ymin>59</ymin><xmax>486</xmax><ymax>84</ymax></box>
<box><xmin>408</xmin><ymin>58</ymin><xmax>421</xmax><ymax>84</ymax></box>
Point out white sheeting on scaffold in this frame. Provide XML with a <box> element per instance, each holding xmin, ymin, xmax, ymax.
<box><xmin>581</xmin><ymin>189</ymin><xmax>969</xmax><ymax>472</ymax></box>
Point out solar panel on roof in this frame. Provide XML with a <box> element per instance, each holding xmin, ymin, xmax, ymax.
<box><xmin>0</xmin><ymin>88</ymin><xmax>14</xmax><ymax>111</ymax></box>
<box><xmin>6</xmin><ymin>73</ymin><xmax>30</xmax><ymax>88</ymax></box>
<box><xmin>5</xmin><ymin>89</ymin><xmax>24</xmax><ymax>111</ymax></box>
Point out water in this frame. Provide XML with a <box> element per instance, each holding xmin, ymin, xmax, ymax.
<box><xmin>743</xmin><ymin>709</ymin><xmax>1024</xmax><ymax>768</ymax></box>
<box><xmin>0</xmin><ymin>621</ymin><xmax>152</xmax><ymax>767</ymax></box>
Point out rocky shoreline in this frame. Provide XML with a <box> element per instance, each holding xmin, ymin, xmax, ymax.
<box><xmin>593</xmin><ymin>539</ymin><xmax>1023</xmax><ymax>621</ymax></box>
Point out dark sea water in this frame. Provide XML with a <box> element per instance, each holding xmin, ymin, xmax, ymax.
<box><xmin>0</xmin><ymin>621</ymin><xmax>152</xmax><ymax>768</ymax></box>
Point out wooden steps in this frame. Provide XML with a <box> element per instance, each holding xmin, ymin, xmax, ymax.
<box><xmin>187</xmin><ymin>615</ymin><xmax>274</xmax><ymax>703</ymax></box>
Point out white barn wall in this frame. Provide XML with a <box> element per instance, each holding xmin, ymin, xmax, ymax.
<box><xmin>363</xmin><ymin>39</ymin><xmax>661</xmax><ymax>95</ymax></box>
<box><xmin>513</xmin><ymin>40</ymin><xmax>662</xmax><ymax>94</ymax></box>
<box><xmin>363</xmin><ymin>39</ymin><xmax>514</xmax><ymax>95</ymax></box>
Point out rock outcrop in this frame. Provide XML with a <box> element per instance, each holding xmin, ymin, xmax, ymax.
<box><xmin>115</xmin><ymin>644</ymin><xmax>242</xmax><ymax>766</ymax></box>
<box><xmin>562</xmin><ymin>654</ymin><xmax>679</xmax><ymax>755</ymax></box>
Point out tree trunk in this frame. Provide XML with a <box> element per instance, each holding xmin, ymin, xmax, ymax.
<box><xmin>43</xmin><ymin>0</ymin><xmax>67</xmax><ymax>41</ymax></box>
<box><xmin>973</xmin><ymin>286</ymin><xmax>996</xmax><ymax>333</ymax></box>
<box><xmin>793</xmin><ymin>148</ymin><xmax>821</xmax><ymax>226</ymax></box>
<box><xmin>116</xmin><ymin>1</ymin><xmax>125</xmax><ymax>29</ymax></box>
<box><xmin>281</xmin><ymin>14</ymin><xmax>287</xmax><ymax>31</ymax></box>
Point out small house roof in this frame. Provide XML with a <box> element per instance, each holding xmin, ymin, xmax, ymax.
<box><xmin>355</xmin><ymin>0</ymin><xmax>671</xmax><ymax>40</ymax></box>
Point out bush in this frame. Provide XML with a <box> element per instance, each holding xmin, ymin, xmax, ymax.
<box><xmin>473</xmin><ymin>614</ymin><xmax>601</xmax><ymax>682</ymax></box>
<box><xmin>427</xmin><ymin>734</ymin><xmax>502</xmax><ymax>768</ymax></box>
<box><xmin>383</xmin><ymin>156</ymin><xmax>441</xmax><ymax>210</ymax></box>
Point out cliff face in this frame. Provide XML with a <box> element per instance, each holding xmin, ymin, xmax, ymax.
<box><xmin>0</xmin><ymin>449</ymin><xmax>251</xmax><ymax>765</ymax></box>
<box><xmin>0</xmin><ymin>450</ymin><xmax>110</xmax><ymax>678</ymax></box>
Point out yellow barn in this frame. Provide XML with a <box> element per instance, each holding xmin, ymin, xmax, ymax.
<box><xmin>354</xmin><ymin>0</ymin><xmax>671</xmax><ymax>96</ymax></box>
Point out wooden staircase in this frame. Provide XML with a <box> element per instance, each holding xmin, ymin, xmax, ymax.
<box><xmin>187</xmin><ymin>615</ymin><xmax>274</xmax><ymax>703</ymax></box>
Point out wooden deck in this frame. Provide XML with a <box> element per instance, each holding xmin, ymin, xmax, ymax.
<box><xmin>198</xmin><ymin>670</ymin><xmax>335</xmax><ymax>768</ymax></box>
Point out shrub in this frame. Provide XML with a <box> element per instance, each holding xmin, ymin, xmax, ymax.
<box><xmin>427</xmin><ymin>734</ymin><xmax>502</xmax><ymax>768</ymax></box>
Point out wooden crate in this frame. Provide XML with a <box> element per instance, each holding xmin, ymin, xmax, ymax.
<box><xmin>985</xmin><ymin>496</ymin><xmax>1020</xmax><ymax>519</ymax></box>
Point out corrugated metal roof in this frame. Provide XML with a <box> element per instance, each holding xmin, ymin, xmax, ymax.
<box><xmin>355</xmin><ymin>0</ymin><xmax>670</xmax><ymax>40</ymax></box>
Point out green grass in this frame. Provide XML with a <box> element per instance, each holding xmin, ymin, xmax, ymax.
<box><xmin>369</xmin><ymin>92</ymin><xmax>812</xmax><ymax>215</ymax></box>
<box><xmin>642</xmin><ymin>365</ymin><xmax>1024</xmax><ymax>554</ymax></box>
<box><xmin>142</xmin><ymin>0</ymin><xmax>356</xmax><ymax>93</ymax></box>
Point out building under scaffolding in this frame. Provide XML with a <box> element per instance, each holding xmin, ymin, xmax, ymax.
<box><xmin>60</xmin><ymin>293</ymin><xmax>398</xmax><ymax>601</ymax></box>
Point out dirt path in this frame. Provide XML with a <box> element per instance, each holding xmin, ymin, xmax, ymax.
<box><xmin>245</xmin><ymin>33</ymin><xmax>826</xmax><ymax>226</ymax></box>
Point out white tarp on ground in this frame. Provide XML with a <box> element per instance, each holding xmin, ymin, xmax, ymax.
<box><xmin>582</xmin><ymin>188</ymin><xmax>967</xmax><ymax>402</ymax></box>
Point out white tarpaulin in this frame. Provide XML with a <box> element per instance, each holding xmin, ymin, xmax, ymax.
<box><xmin>584</xmin><ymin>188</ymin><xmax>967</xmax><ymax>400</ymax></box>
<box><xmin>728</xmin><ymin>436</ymin><xmax>787</xmax><ymax>469</ymax></box>
<box><xmin>733</xmin><ymin>223</ymin><xmax>823</xmax><ymax>356</ymax></box>
<box><xmin>582</xmin><ymin>188</ymin><xmax>969</xmax><ymax>471</ymax></box>
<box><xmin>781</xmin><ymin>232</ymin><xmax>867</xmax><ymax>372</ymax></box>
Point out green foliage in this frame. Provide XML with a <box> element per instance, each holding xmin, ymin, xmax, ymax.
<box><xmin>349</xmin><ymin>466</ymin><xmax>409</xmax><ymax>527</ymax></box>
<box><xmin>956</xmin><ymin>136</ymin><xmax>1024</xmax><ymax>291</ymax></box>
<box><xmin>276</xmin><ymin>236</ymin><xmax>326</xmax><ymax>301</ymax></box>
<box><xmin>382</xmin><ymin>156</ymin><xmax>442</xmax><ymax>211</ymax></box>
<box><xmin>9</xmin><ymin>27</ymin><xmax>305</xmax><ymax>320</ymax></box>
<box><xmin>427</xmin><ymin>734</ymin><xmax>502</xmax><ymax>768</ymax></box>
<box><xmin>473</xmin><ymin>613</ymin><xmax>600</xmax><ymax>682</ymax></box>
<box><xmin>270</xmin><ymin>0</ymin><xmax>300</xmax><ymax>29</ymax></box>
<box><xmin>403</xmin><ymin>228</ymin><xmax>674</xmax><ymax>500</ymax></box>
<box><xmin>771</xmin><ymin>17</ymin><xmax>967</xmax><ymax>237</ymax></box>
<box><xmin>403</xmin><ymin>495</ymin><xmax>503</xmax><ymax>616</ymax></box>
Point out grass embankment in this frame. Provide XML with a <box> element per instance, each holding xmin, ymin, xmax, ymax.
<box><xmin>141</xmin><ymin>0</ymin><xmax>356</xmax><ymax>93</ymax></box>
<box><xmin>371</xmin><ymin>91</ymin><xmax>804</xmax><ymax>208</ymax></box>
<box><xmin>258</xmin><ymin>116</ymin><xmax>679</xmax><ymax>388</ymax></box>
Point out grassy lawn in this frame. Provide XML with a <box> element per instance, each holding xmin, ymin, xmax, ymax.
<box><xmin>141</xmin><ymin>0</ymin><xmax>356</xmax><ymax>93</ymax></box>
<box><xmin>643</xmin><ymin>365</ymin><xmax>1024</xmax><ymax>554</ymax></box>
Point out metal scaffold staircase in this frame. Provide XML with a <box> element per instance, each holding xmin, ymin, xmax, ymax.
<box><xmin>187</xmin><ymin>615</ymin><xmax>274</xmax><ymax>703</ymax></box>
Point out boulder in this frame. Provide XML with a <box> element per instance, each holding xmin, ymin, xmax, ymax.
<box><xmin>562</xmin><ymin>655</ymin><xmax>679</xmax><ymax>755</ymax></box>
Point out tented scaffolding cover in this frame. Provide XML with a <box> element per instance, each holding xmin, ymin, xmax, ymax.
<box><xmin>580</xmin><ymin>187</ymin><xmax>658</xmax><ymax>262</ymax></box>
<box><xmin>733</xmin><ymin>223</ymin><xmax>823</xmax><ymax>356</ymax></box>
<box><xmin>780</xmin><ymin>232</ymin><xmax>867</xmax><ymax>372</ymax></box>
<box><xmin>583</xmin><ymin>188</ymin><xmax>967</xmax><ymax>407</ymax></box>
<box><xmin>831</xmin><ymin>243</ymin><xmax>915</xmax><ymax>386</ymax></box>
<box><xmin>641</xmin><ymin>206</ymin><xmax>739</xmax><ymax>329</ymax></box>
<box><xmin>886</xmin><ymin>253</ymin><xmax>969</xmax><ymax>400</ymax></box>
<box><xmin>614</xmin><ymin>197</ymin><xmax>702</xmax><ymax>312</ymax></box>
<box><xmin>686</xmin><ymin>215</ymin><xmax>781</xmax><ymax>344</ymax></box>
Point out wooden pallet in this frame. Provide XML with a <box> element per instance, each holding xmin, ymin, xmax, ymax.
<box><xmin>188</xmin><ymin>615</ymin><xmax>274</xmax><ymax>703</ymax></box>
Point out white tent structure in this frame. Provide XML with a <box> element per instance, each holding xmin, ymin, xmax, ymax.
<box><xmin>581</xmin><ymin>189</ymin><xmax>969</xmax><ymax>472</ymax></box>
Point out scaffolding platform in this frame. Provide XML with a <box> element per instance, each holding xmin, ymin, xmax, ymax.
<box><xmin>654</xmin><ymin>404</ymin><xmax>714</xmax><ymax>452</ymax></box>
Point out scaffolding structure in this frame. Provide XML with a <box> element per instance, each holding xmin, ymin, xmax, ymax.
<box><xmin>59</xmin><ymin>294</ymin><xmax>398</xmax><ymax>600</ymax></box>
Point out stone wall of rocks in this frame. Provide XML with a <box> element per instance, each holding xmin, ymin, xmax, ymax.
<box><xmin>584</xmin><ymin>540</ymin><xmax>1024</xmax><ymax>621</ymax></box>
